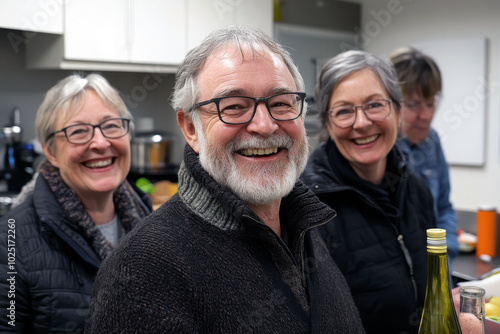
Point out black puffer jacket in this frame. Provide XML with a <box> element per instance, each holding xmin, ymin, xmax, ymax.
<box><xmin>301</xmin><ymin>140</ymin><xmax>436</xmax><ymax>334</ymax></box>
<box><xmin>0</xmin><ymin>175</ymin><xmax>151</xmax><ymax>333</ymax></box>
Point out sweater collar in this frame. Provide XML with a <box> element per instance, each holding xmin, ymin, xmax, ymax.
<box><xmin>177</xmin><ymin>144</ymin><xmax>336</xmax><ymax>235</ymax></box>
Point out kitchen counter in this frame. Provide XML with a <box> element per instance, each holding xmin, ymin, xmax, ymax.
<box><xmin>127</xmin><ymin>164</ymin><xmax>179</xmax><ymax>184</ymax></box>
<box><xmin>452</xmin><ymin>252</ymin><xmax>500</xmax><ymax>283</ymax></box>
<box><xmin>452</xmin><ymin>252</ymin><xmax>500</xmax><ymax>334</ymax></box>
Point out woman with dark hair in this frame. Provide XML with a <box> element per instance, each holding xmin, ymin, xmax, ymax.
<box><xmin>301</xmin><ymin>50</ymin><xmax>436</xmax><ymax>333</ymax></box>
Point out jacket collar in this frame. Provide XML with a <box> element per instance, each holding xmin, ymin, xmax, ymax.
<box><xmin>302</xmin><ymin>140</ymin><xmax>410</xmax><ymax>191</ymax></box>
<box><xmin>34</xmin><ymin>175</ymin><xmax>103</xmax><ymax>268</ymax></box>
<box><xmin>33</xmin><ymin>162</ymin><xmax>152</xmax><ymax>269</ymax></box>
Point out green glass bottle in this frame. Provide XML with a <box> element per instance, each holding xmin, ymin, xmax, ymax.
<box><xmin>418</xmin><ymin>228</ymin><xmax>462</xmax><ymax>333</ymax></box>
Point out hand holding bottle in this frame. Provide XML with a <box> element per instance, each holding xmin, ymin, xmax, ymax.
<box><xmin>453</xmin><ymin>287</ymin><xmax>461</xmax><ymax>316</ymax></box>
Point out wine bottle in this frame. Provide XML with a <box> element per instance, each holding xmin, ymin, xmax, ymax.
<box><xmin>418</xmin><ymin>228</ymin><xmax>462</xmax><ymax>333</ymax></box>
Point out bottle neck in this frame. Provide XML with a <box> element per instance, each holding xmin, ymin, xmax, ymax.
<box><xmin>427</xmin><ymin>237</ymin><xmax>447</xmax><ymax>254</ymax></box>
<box><xmin>426</xmin><ymin>251</ymin><xmax>451</xmax><ymax>293</ymax></box>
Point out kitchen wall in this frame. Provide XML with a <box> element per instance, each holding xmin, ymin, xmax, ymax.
<box><xmin>0</xmin><ymin>28</ymin><xmax>185</xmax><ymax>163</ymax></box>
<box><xmin>347</xmin><ymin>0</ymin><xmax>500</xmax><ymax>213</ymax></box>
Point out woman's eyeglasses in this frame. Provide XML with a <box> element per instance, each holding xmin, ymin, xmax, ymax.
<box><xmin>46</xmin><ymin>118</ymin><xmax>130</xmax><ymax>144</ymax></box>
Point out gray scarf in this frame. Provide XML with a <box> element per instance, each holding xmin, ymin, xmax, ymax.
<box><xmin>37</xmin><ymin>160</ymin><xmax>149</xmax><ymax>261</ymax></box>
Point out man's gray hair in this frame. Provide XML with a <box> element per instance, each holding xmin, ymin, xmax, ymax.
<box><xmin>171</xmin><ymin>25</ymin><xmax>305</xmax><ymax>114</ymax></box>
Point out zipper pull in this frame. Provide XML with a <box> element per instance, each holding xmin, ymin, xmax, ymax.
<box><xmin>398</xmin><ymin>234</ymin><xmax>414</xmax><ymax>275</ymax></box>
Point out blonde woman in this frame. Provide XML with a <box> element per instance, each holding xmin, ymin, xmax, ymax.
<box><xmin>0</xmin><ymin>73</ymin><xmax>151</xmax><ymax>333</ymax></box>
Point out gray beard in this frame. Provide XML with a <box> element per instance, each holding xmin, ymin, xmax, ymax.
<box><xmin>193</xmin><ymin>116</ymin><xmax>309</xmax><ymax>205</ymax></box>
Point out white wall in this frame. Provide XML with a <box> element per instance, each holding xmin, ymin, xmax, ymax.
<box><xmin>352</xmin><ymin>0</ymin><xmax>500</xmax><ymax>212</ymax></box>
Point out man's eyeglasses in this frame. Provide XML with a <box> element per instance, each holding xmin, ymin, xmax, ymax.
<box><xmin>191</xmin><ymin>92</ymin><xmax>306</xmax><ymax>125</ymax></box>
<box><xmin>46</xmin><ymin>118</ymin><xmax>130</xmax><ymax>144</ymax></box>
<box><xmin>329</xmin><ymin>99</ymin><xmax>392</xmax><ymax>128</ymax></box>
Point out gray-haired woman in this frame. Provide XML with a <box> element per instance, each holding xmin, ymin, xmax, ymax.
<box><xmin>301</xmin><ymin>50</ymin><xmax>436</xmax><ymax>333</ymax></box>
<box><xmin>0</xmin><ymin>73</ymin><xmax>151</xmax><ymax>333</ymax></box>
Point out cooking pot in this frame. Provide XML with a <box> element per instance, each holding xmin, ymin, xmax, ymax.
<box><xmin>131</xmin><ymin>131</ymin><xmax>175</xmax><ymax>172</ymax></box>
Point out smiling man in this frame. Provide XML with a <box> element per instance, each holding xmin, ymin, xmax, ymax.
<box><xmin>85</xmin><ymin>26</ymin><xmax>365</xmax><ymax>334</ymax></box>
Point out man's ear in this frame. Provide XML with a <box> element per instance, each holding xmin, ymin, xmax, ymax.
<box><xmin>42</xmin><ymin>144</ymin><xmax>60</xmax><ymax>168</ymax></box>
<box><xmin>177</xmin><ymin>110</ymin><xmax>200</xmax><ymax>153</ymax></box>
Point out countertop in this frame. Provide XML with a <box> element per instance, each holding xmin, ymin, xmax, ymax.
<box><xmin>452</xmin><ymin>252</ymin><xmax>500</xmax><ymax>282</ymax></box>
<box><xmin>452</xmin><ymin>253</ymin><xmax>500</xmax><ymax>333</ymax></box>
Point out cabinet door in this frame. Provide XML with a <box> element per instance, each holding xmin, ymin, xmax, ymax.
<box><xmin>187</xmin><ymin>0</ymin><xmax>236</xmax><ymax>51</ymax></box>
<box><xmin>0</xmin><ymin>0</ymin><xmax>63</xmax><ymax>34</ymax></box>
<box><xmin>235</xmin><ymin>0</ymin><xmax>273</xmax><ymax>37</ymax></box>
<box><xmin>130</xmin><ymin>0</ymin><xmax>187</xmax><ymax>65</ymax></box>
<box><xmin>187</xmin><ymin>0</ymin><xmax>273</xmax><ymax>50</ymax></box>
<box><xmin>64</xmin><ymin>0</ymin><xmax>129</xmax><ymax>62</ymax></box>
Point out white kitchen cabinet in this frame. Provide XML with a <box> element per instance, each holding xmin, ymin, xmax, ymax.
<box><xmin>187</xmin><ymin>0</ymin><xmax>273</xmax><ymax>51</ymax></box>
<box><xmin>130</xmin><ymin>0</ymin><xmax>187</xmax><ymax>65</ymax></box>
<box><xmin>187</xmin><ymin>0</ymin><xmax>235</xmax><ymax>51</ymax></box>
<box><xmin>64</xmin><ymin>0</ymin><xmax>187</xmax><ymax>64</ymax></box>
<box><xmin>64</xmin><ymin>0</ymin><xmax>128</xmax><ymax>62</ymax></box>
<box><xmin>235</xmin><ymin>0</ymin><xmax>273</xmax><ymax>38</ymax></box>
<box><xmin>26</xmin><ymin>0</ymin><xmax>272</xmax><ymax>72</ymax></box>
<box><xmin>0</xmin><ymin>0</ymin><xmax>63</xmax><ymax>34</ymax></box>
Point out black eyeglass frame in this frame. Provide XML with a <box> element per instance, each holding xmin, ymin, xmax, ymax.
<box><xmin>328</xmin><ymin>99</ymin><xmax>393</xmax><ymax>129</ymax></box>
<box><xmin>45</xmin><ymin>117</ymin><xmax>131</xmax><ymax>144</ymax></box>
<box><xmin>191</xmin><ymin>92</ymin><xmax>307</xmax><ymax>125</ymax></box>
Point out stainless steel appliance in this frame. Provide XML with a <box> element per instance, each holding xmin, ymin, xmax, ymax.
<box><xmin>130</xmin><ymin>131</ymin><xmax>176</xmax><ymax>173</ymax></box>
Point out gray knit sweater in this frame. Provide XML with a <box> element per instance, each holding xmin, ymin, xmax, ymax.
<box><xmin>85</xmin><ymin>145</ymin><xmax>365</xmax><ymax>334</ymax></box>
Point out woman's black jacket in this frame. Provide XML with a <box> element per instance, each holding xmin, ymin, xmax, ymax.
<box><xmin>301</xmin><ymin>141</ymin><xmax>436</xmax><ymax>334</ymax></box>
